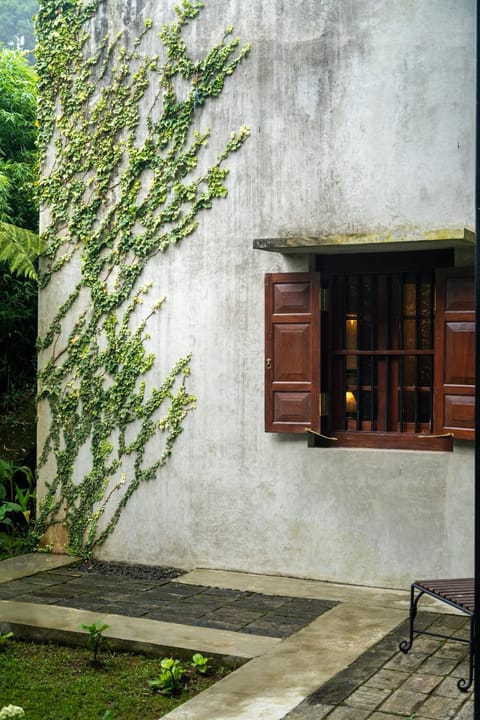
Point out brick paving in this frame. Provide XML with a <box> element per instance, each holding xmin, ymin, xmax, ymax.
<box><xmin>0</xmin><ymin>562</ymin><xmax>337</xmax><ymax>638</ymax></box>
<box><xmin>284</xmin><ymin>611</ymin><xmax>473</xmax><ymax>719</ymax></box>
<box><xmin>0</xmin><ymin>559</ymin><xmax>476</xmax><ymax>718</ymax></box>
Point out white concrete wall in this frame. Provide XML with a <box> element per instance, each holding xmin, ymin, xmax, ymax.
<box><xmin>40</xmin><ymin>0</ymin><xmax>475</xmax><ymax>588</ymax></box>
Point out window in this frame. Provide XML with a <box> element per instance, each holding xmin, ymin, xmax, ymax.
<box><xmin>331</xmin><ymin>270</ymin><xmax>434</xmax><ymax>435</ymax></box>
<box><xmin>264</xmin><ymin>252</ymin><xmax>474</xmax><ymax>450</ymax></box>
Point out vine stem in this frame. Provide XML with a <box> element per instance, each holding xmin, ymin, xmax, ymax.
<box><xmin>35</xmin><ymin>0</ymin><xmax>249</xmax><ymax>556</ymax></box>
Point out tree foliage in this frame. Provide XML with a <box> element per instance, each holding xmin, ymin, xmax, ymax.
<box><xmin>0</xmin><ymin>222</ymin><xmax>42</xmax><ymax>280</ymax></box>
<box><xmin>0</xmin><ymin>48</ymin><xmax>38</xmax><ymax>232</ymax></box>
<box><xmin>0</xmin><ymin>0</ymin><xmax>38</xmax><ymax>53</ymax></box>
<box><xmin>0</xmin><ymin>265</ymin><xmax>37</xmax><ymax>412</ymax></box>
<box><xmin>0</xmin><ymin>47</ymin><xmax>38</xmax><ymax>465</ymax></box>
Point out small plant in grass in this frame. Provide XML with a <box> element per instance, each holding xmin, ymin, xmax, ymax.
<box><xmin>148</xmin><ymin>657</ymin><xmax>186</xmax><ymax>695</ymax></box>
<box><xmin>0</xmin><ymin>460</ymin><xmax>35</xmax><ymax>516</ymax></box>
<box><xmin>0</xmin><ymin>706</ymin><xmax>25</xmax><ymax>719</ymax></box>
<box><xmin>0</xmin><ymin>459</ymin><xmax>37</xmax><ymax>559</ymax></box>
<box><xmin>0</xmin><ymin>462</ymin><xmax>23</xmax><ymax>531</ymax></box>
<box><xmin>191</xmin><ymin>653</ymin><xmax>212</xmax><ymax>675</ymax></box>
<box><xmin>1</xmin><ymin>640</ymin><xmax>225</xmax><ymax>717</ymax></box>
<box><xmin>80</xmin><ymin>620</ymin><xmax>110</xmax><ymax>665</ymax></box>
<box><xmin>0</xmin><ymin>631</ymin><xmax>14</xmax><ymax>650</ymax></box>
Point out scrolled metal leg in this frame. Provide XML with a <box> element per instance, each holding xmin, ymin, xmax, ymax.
<box><xmin>399</xmin><ymin>585</ymin><xmax>424</xmax><ymax>654</ymax></box>
<box><xmin>457</xmin><ymin>616</ymin><xmax>474</xmax><ymax>693</ymax></box>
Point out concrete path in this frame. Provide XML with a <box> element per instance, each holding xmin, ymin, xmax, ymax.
<box><xmin>162</xmin><ymin>603</ymin><xmax>405</xmax><ymax>720</ymax></box>
<box><xmin>0</xmin><ymin>555</ymin><xmax>473</xmax><ymax>719</ymax></box>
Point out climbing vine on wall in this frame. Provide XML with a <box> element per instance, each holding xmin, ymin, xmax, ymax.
<box><xmin>35</xmin><ymin>0</ymin><xmax>250</xmax><ymax>556</ymax></box>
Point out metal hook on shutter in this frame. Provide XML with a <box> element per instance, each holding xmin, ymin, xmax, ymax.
<box><xmin>417</xmin><ymin>433</ymin><xmax>454</xmax><ymax>438</ymax></box>
<box><xmin>307</xmin><ymin>429</ymin><xmax>338</xmax><ymax>441</ymax></box>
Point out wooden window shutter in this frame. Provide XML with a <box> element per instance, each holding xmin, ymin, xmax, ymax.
<box><xmin>434</xmin><ymin>267</ymin><xmax>475</xmax><ymax>440</ymax></box>
<box><xmin>265</xmin><ymin>273</ymin><xmax>320</xmax><ymax>433</ymax></box>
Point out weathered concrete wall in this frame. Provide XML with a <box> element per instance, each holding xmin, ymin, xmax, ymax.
<box><xmin>40</xmin><ymin>0</ymin><xmax>475</xmax><ymax>587</ymax></box>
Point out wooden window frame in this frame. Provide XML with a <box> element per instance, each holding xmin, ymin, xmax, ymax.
<box><xmin>264</xmin><ymin>251</ymin><xmax>474</xmax><ymax>450</ymax></box>
<box><xmin>328</xmin><ymin>270</ymin><xmax>441</xmax><ymax>448</ymax></box>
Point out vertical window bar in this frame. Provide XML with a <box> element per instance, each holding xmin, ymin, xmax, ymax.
<box><xmin>428</xmin><ymin>272</ymin><xmax>434</xmax><ymax>431</ymax></box>
<box><xmin>371</xmin><ymin>275</ymin><xmax>376</xmax><ymax>430</ymax></box>
<box><xmin>384</xmin><ymin>275</ymin><xmax>390</xmax><ymax>431</ymax></box>
<box><xmin>341</xmin><ymin>276</ymin><xmax>347</xmax><ymax>347</ymax></box>
<box><xmin>342</xmin><ymin>277</ymin><xmax>348</xmax><ymax>430</ymax></box>
<box><xmin>356</xmin><ymin>275</ymin><xmax>361</xmax><ymax>430</ymax></box>
<box><xmin>414</xmin><ymin>273</ymin><xmax>420</xmax><ymax>431</ymax></box>
<box><xmin>399</xmin><ymin>274</ymin><xmax>404</xmax><ymax>432</ymax></box>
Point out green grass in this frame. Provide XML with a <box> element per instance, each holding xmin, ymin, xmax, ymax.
<box><xmin>0</xmin><ymin>640</ymin><xmax>228</xmax><ymax>719</ymax></box>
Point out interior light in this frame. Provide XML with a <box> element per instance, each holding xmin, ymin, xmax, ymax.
<box><xmin>346</xmin><ymin>391</ymin><xmax>357</xmax><ymax>413</ymax></box>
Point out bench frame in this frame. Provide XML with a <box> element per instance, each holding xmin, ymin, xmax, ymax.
<box><xmin>399</xmin><ymin>579</ymin><xmax>474</xmax><ymax>692</ymax></box>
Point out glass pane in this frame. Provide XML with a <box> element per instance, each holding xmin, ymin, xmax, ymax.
<box><xmin>345</xmin><ymin>319</ymin><xmax>357</xmax><ymax>352</ymax></box>
<box><xmin>345</xmin><ymin>356</ymin><xmax>357</xmax><ymax>375</ymax></box>
<box><xmin>403</xmin><ymin>320</ymin><xmax>416</xmax><ymax>350</ymax></box>
<box><xmin>401</xmin><ymin>355</ymin><xmax>432</xmax><ymax>389</ymax></box>
<box><xmin>418</xmin><ymin>319</ymin><xmax>432</xmax><ymax>349</ymax></box>
<box><xmin>360</xmin><ymin>276</ymin><xmax>374</xmax><ymax>317</ymax></box>
<box><xmin>403</xmin><ymin>281</ymin><xmax>416</xmax><ymax>316</ymax></box>
<box><xmin>419</xmin><ymin>281</ymin><xmax>432</xmax><ymax>316</ymax></box>
<box><xmin>359</xmin><ymin>320</ymin><xmax>373</xmax><ymax>349</ymax></box>
<box><xmin>403</xmin><ymin>355</ymin><xmax>415</xmax><ymax>386</ymax></box>
<box><xmin>345</xmin><ymin>390</ymin><xmax>357</xmax><ymax>418</ymax></box>
<box><xmin>419</xmin><ymin>391</ymin><xmax>431</xmax><ymax>423</ymax></box>
<box><xmin>346</xmin><ymin>279</ymin><xmax>357</xmax><ymax>315</ymax></box>
<box><xmin>418</xmin><ymin>356</ymin><xmax>432</xmax><ymax>386</ymax></box>
<box><xmin>359</xmin><ymin>390</ymin><xmax>373</xmax><ymax>423</ymax></box>
<box><xmin>402</xmin><ymin>390</ymin><xmax>431</xmax><ymax>424</ymax></box>
<box><xmin>359</xmin><ymin>355</ymin><xmax>372</xmax><ymax>381</ymax></box>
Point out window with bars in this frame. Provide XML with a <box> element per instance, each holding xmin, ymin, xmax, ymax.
<box><xmin>330</xmin><ymin>271</ymin><xmax>435</xmax><ymax>434</ymax></box>
<box><xmin>264</xmin><ymin>252</ymin><xmax>474</xmax><ymax>450</ymax></box>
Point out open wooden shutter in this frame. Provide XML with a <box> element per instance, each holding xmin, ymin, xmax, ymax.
<box><xmin>434</xmin><ymin>267</ymin><xmax>475</xmax><ymax>440</ymax></box>
<box><xmin>265</xmin><ymin>273</ymin><xmax>320</xmax><ymax>432</ymax></box>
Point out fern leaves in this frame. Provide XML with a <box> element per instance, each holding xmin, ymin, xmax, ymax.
<box><xmin>0</xmin><ymin>221</ymin><xmax>42</xmax><ymax>280</ymax></box>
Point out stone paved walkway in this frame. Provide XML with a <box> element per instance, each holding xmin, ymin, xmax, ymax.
<box><xmin>0</xmin><ymin>562</ymin><xmax>337</xmax><ymax>638</ymax></box>
<box><xmin>0</xmin><ymin>555</ymin><xmax>475</xmax><ymax>719</ymax></box>
<box><xmin>285</xmin><ymin>612</ymin><xmax>473</xmax><ymax>720</ymax></box>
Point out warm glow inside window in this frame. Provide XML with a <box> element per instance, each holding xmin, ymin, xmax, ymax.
<box><xmin>330</xmin><ymin>272</ymin><xmax>435</xmax><ymax>434</ymax></box>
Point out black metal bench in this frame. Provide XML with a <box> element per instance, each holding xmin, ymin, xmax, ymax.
<box><xmin>399</xmin><ymin>578</ymin><xmax>474</xmax><ymax>692</ymax></box>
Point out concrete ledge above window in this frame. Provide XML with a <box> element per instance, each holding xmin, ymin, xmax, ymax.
<box><xmin>254</xmin><ymin>227</ymin><xmax>474</xmax><ymax>255</ymax></box>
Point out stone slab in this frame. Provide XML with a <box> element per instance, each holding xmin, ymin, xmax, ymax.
<box><xmin>0</xmin><ymin>553</ymin><xmax>78</xmax><ymax>583</ymax></box>
<box><xmin>0</xmin><ymin>600</ymin><xmax>279</xmax><ymax>661</ymax></box>
<box><xmin>160</xmin><ymin>603</ymin><xmax>406</xmax><ymax>720</ymax></box>
<box><xmin>1</xmin><ymin>563</ymin><xmax>338</xmax><ymax>639</ymax></box>
<box><xmin>178</xmin><ymin>569</ymin><xmax>462</xmax><ymax>615</ymax></box>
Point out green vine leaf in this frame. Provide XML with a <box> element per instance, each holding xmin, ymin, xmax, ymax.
<box><xmin>35</xmin><ymin>0</ymin><xmax>249</xmax><ymax>556</ymax></box>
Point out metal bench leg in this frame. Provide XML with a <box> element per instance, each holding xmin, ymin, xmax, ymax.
<box><xmin>457</xmin><ymin>615</ymin><xmax>474</xmax><ymax>692</ymax></box>
<box><xmin>399</xmin><ymin>584</ymin><xmax>424</xmax><ymax>653</ymax></box>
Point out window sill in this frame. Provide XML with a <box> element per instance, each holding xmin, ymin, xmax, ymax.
<box><xmin>311</xmin><ymin>431</ymin><xmax>454</xmax><ymax>451</ymax></box>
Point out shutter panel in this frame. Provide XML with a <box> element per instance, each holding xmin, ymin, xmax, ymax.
<box><xmin>434</xmin><ymin>268</ymin><xmax>475</xmax><ymax>440</ymax></box>
<box><xmin>265</xmin><ymin>273</ymin><xmax>320</xmax><ymax>433</ymax></box>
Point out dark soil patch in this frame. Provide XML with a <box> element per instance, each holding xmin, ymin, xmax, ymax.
<box><xmin>72</xmin><ymin>559</ymin><xmax>186</xmax><ymax>582</ymax></box>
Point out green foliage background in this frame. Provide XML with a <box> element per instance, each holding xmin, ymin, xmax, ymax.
<box><xmin>0</xmin><ymin>48</ymin><xmax>37</xmax><ymax>231</ymax></box>
<box><xmin>0</xmin><ymin>0</ymin><xmax>38</xmax><ymax>53</ymax></box>
<box><xmin>0</xmin><ymin>48</ymin><xmax>38</xmax><ymax>466</ymax></box>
